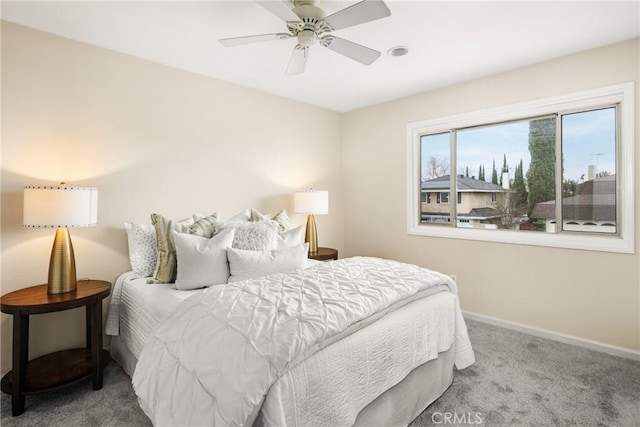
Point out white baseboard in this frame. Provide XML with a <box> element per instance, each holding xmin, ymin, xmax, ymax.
<box><xmin>462</xmin><ymin>310</ymin><xmax>640</xmax><ymax>361</ymax></box>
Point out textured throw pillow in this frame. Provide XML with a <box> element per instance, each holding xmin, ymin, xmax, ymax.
<box><xmin>277</xmin><ymin>225</ymin><xmax>304</xmax><ymax>249</ymax></box>
<box><xmin>223</xmin><ymin>221</ymin><xmax>279</xmax><ymax>251</ymax></box>
<box><xmin>250</xmin><ymin>208</ymin><xmax>291</xmax><ymax>233</ymax></box>
<box><xmin>227</xmin><ymin>243</ymin><xmax>309</xmax><ymax>282</ymax></box>
<box><xmin>151</xmin><ymin>212</ymin><xmax>221</xmax><ymax>283</ymax></box>
<box><xmin>125</xmin><ymin>223</ymin><xmax>158</xmax><ymax>278</ymax></box>
<box><xmin>172</xmin><ymin>228</ymin><xmax>235</xmax><ymax>290</ymax></box>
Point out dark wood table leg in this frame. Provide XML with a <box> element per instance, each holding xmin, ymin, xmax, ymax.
<box><xmin>90</xmin><ymin>300</ymin><xmax>103</xmax><ymax>390</ymax></box>
<box><xmin>85</xmin><ymin>303</ymin><xmax>92</xmax><ymax>350</ymax></box>
<box><xmin>11</xmin><ymin>313</ymin><xmax>29</xmax><ymax>416</ymax></box>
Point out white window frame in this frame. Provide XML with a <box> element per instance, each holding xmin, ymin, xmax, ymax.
<box><xmin>407</xmin><ymin>82</ymin><xmax>634</xmax><ymax>254</ymax></box>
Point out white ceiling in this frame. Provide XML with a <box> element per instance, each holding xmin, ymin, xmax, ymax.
<box><xmin>2</xmin><ymin>1</ymin><xmax>639</xmax><ymax>112</ymax></box>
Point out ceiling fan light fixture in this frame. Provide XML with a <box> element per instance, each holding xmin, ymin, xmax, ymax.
<box><xmin>387</xmin><ymin>46</ymin><xmax>409</xmax><ymax>57</ymax></box>
<box><xmin>297</xmin><ymin>29</ymin><xmax>317</xmax><ymax>47</ymax></box>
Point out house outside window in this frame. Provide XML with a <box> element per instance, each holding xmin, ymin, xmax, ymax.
<box><xmin>437</xmin><ymin>192</ymin><xmax>450</xmax><ymax>204</ymax></box>
<box><xmin>422</xmin><ymin>175</ymin><xmax>506</xmax><ymax>229</ymax></box>
<box><xmin>407</xmin><ymin>83</ymin><xmax>634</xmax><ymax>253</ymax></box>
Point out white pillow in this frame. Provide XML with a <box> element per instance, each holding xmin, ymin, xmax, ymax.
<box><xmin>228</xmin><ymin>209</ymin><xmax>251</xmax><ymax>223</ymax></box>
<box><xmin>172</xmin><ymin>228</ymin><xmax>235</xmax><ymax>290</ymax></box>
<box><xmin>125</xmin><ymin>223</ymin><xmax>157</xmax><ymax>278</ymax></box>
<box><xmin>212</xmin><ymin>209</ymin><xmax>251</xmax><ymax>234</ymax></box>
<box><xmin>277</xmin><ymin>225</ymin><xmax>304</xmax><ymax>249</ymax></box>
<box><xmin>224</xmin><ymin>221</ymin><xmax>279</xmax><ymax>251</ymax></box>
<box><xmin>227</xmin><ymin>243</ymin><xmax>309</xmax><ymax>282</ymax></box>
<box><xmin>250</xmin><ymin>208</ymin><xmax>291</xmax><ymax>233</ymax></box>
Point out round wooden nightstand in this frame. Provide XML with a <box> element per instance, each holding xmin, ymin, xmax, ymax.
<box><xmin>308</xmin><ymin>247</ymin><xmax>338</xmax><ymax>261</ymax></box>
<box><xmin>0</xmin><ymin>280</ymin><xmax>111</xmax><ymax>416</ymax></box>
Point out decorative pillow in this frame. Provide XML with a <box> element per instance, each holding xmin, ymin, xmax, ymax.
<box><xmin>250</xmin><ymin>208</ymin><xmax>291</xmax><ymax>233</ymax></box>
<box><xmin>190</xmin><ymin>213</ymin><xmax>205</xmax><ymax>223</ymax></box>
<box><xmin>172</xmin><ymin>228</ymin><xmax>235</xmax><ymax>290</ymax></box>
<box><xmin>223</xmin><ymin>221</ymin><xmax>279</xmax><ymax>251</ymax></box>
<box><xmin>187</xmin><ymin>214</ymin><xmax>220</xmax><ymax>237</ymax></box>
<box><xmin>212</xmin><ymin>209</ymin><xmax>251</xmax><ymax>234</ymax></box>
<box><xmin>277</xmin><ymin>225</ymin><xmax>304</xmax><ymax>249</ymax></box>
<box><xmin>229</xmin><ymin>209</ymin><xmax>251</xmax><ymax>223</ymax></box>
<box><xmin>151</xmin><ymin>212</ymin><xmax>220</xmax><ymax>283</ymax></box>
<box><xmin>125</xmin><ymin>223</ymin><xmax>157</xmax><ymax>278</ymax></box>
<box><xmin>227</xmin><ymin>243</ymin><xmax>309</xmax><ymax>282</ymax></box>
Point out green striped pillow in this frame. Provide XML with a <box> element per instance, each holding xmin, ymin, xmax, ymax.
<box><xmin>150</xmin><ymin>212</ymin><xmax>220</xmax><ymax>283</ymax></box>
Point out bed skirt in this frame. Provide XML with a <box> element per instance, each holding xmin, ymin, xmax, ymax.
<box><xmin>110</xmin><ymin>335</ymin><xmax>138</xmax><ymax>377</ymax></box>
<box><xmin>111</xmin><ymin>337</ymin><xmax>453</xmax><ymax>427</ymax></box>
<box><xmin>353</xmin><ymin>347</ymin><xmax>454</xmax><ymax>427</ymax></box>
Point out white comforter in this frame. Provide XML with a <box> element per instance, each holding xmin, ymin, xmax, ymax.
<box><xmin>132</xmin><ymin>257</ymin><xmax>474</xmax><ymax>426</ymax></box>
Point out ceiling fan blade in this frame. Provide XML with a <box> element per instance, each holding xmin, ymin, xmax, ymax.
<box><xmin>321</xmin><ymin>36</ymin><xmax>381</xmax><ymax>65</ymax></box>
<box><xmin>257</xmin><ymin>1</ymin><xmax>301</xmax><ymax>22</ymax></box>
<box><xmin>286</xmin><ymin>46</ymin><xmax>308</xmax><ymax>75</ymax></box>
<box><xmin>324</xmin><ymin>0</ymin><xmax>391</xmax><ymax>31</ymax></box>
<box><xmin>220</xmin><ymin>33</ymin><xmax>291</xmax><ymax>47</ymax></box>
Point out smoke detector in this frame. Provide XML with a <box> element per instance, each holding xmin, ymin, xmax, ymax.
<box><xmin>387</xmin><ymin>46</ymin><xmax>409</xmax><ymax>57</ymax></box>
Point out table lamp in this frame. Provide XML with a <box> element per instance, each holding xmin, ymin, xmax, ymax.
<box><xmin>23</xmin><ymin>183</ymin><xmax>98</xmax><ymax>294</ymax></box>
<box><xmin>293</xmin><ymin>189</ymin><xmax>328</xmax><ymax>256</ymax></box>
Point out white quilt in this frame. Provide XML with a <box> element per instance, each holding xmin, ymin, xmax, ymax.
<box><xmin>132</xmin><ymin>257</ymin><xmax>475</xmax><ymax>426</ymax></box>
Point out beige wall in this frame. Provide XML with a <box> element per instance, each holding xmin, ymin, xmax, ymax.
<box><xmin>0</xmin><ymin>22</ymin><xmax>344</xmax><ymax>374</ymax></box>
<box><xmin>342</xmin><ymin>38</ymin><xmax>640</xmax><ymax>352</ymax></box>
<box><xmin>1</xmin><ymin>22</ymin><xmax>638</xmax><ymax>378</ymax></box>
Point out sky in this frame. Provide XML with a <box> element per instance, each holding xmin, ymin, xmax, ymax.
<box><xmin>421</xmin><ymin>107</ymin><xmax>616</xmax><ymax>184</ymax></box>
<box><xmin>562</xmin><ymin>107</ymin><xmax>616</xmax><ymax>182</ymax></box>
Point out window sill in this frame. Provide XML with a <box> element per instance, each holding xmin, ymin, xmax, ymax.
<box><xmin>407</xmin><ymin>224</ymin><xmax>634</xmax><ymax>254</ymax></box>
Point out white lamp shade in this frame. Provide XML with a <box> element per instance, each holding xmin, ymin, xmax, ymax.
<box><xmin>23</xmin><ymin>185</ymin><xmax>98</xmax><ymax>228</ymax></box>
<box><xmin>293</xmin><ymin>190</ymin><xmax>329</xmax><ymax>215</ymax></box>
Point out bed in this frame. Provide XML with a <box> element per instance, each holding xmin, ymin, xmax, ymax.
<box><xmin>106</xmin><ymin>256</ymin><xmax>474</xmax><ymax>427</ymax></box>
<box><xmin>108</xmin><ymin>209</ymin><xmax>474</xmax><ymax>425</ymax></box>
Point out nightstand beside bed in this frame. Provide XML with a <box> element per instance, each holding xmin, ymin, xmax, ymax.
<box><xmin>308</xmin><ymin>247</ymin><xmax>338</xmax><ymax>261</ymax></box>
<box><xmin>0</xmin><ymin>280</ymin><xmax>111</xmax><ymax>416</ymax></box>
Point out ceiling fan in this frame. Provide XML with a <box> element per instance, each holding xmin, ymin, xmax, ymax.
<box><xmin>219</xmin><ymin>0</ymin><xmax>391</xmax><ymax>75</ymax></box>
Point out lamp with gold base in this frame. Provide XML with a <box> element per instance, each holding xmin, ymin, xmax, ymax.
<box><xmin>23</xmin><ymin>183</ymin><xmax>98</xmax><ymax>294</ymax></box>
<box><xmin>293</xmin><ymin>189</ymin><xmax>328</xmax><ymax>256</ymax></box>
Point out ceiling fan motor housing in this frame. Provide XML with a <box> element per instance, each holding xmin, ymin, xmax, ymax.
<box><xmin>292</xmin><ymin>0</ymin><xmax>325</xmax><ymax>20</ymax></box>
<box><xmin>290</xmin><ymin>0</ymin><xmax>329</xmax><ymax>47</ymax></box>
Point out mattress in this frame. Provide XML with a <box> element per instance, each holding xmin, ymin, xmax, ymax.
<box><xmin>106</xmin><ymin>273</ymin><xmax>199</xmax><ymax>362</ymax></box>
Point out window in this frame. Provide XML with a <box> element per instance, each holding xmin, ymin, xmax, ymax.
<box><xmin>561</xmin><ymin>108</ymin><xmax>617</xmax><ymax>234</ymax></box>
<box><xmin>407</xmin><ymin>83</ymin><xmax>634</xmax><ymax>253</ymax></box>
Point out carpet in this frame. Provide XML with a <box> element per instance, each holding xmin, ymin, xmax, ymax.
<box><xmin>2</xmin><ymin>319</ymin><xmax>639</xmax><ymax>426</ymax></box>
<box><xmin>409</xmin><ymin>320</ymin><xmax>640</xmax><ymax>426</ymax></box>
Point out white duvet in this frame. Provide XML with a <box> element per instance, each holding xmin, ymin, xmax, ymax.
<box><xmin>132</xmin><ymin>257</ymin><xmax>474</xmax><ymax>426</ymax></box>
